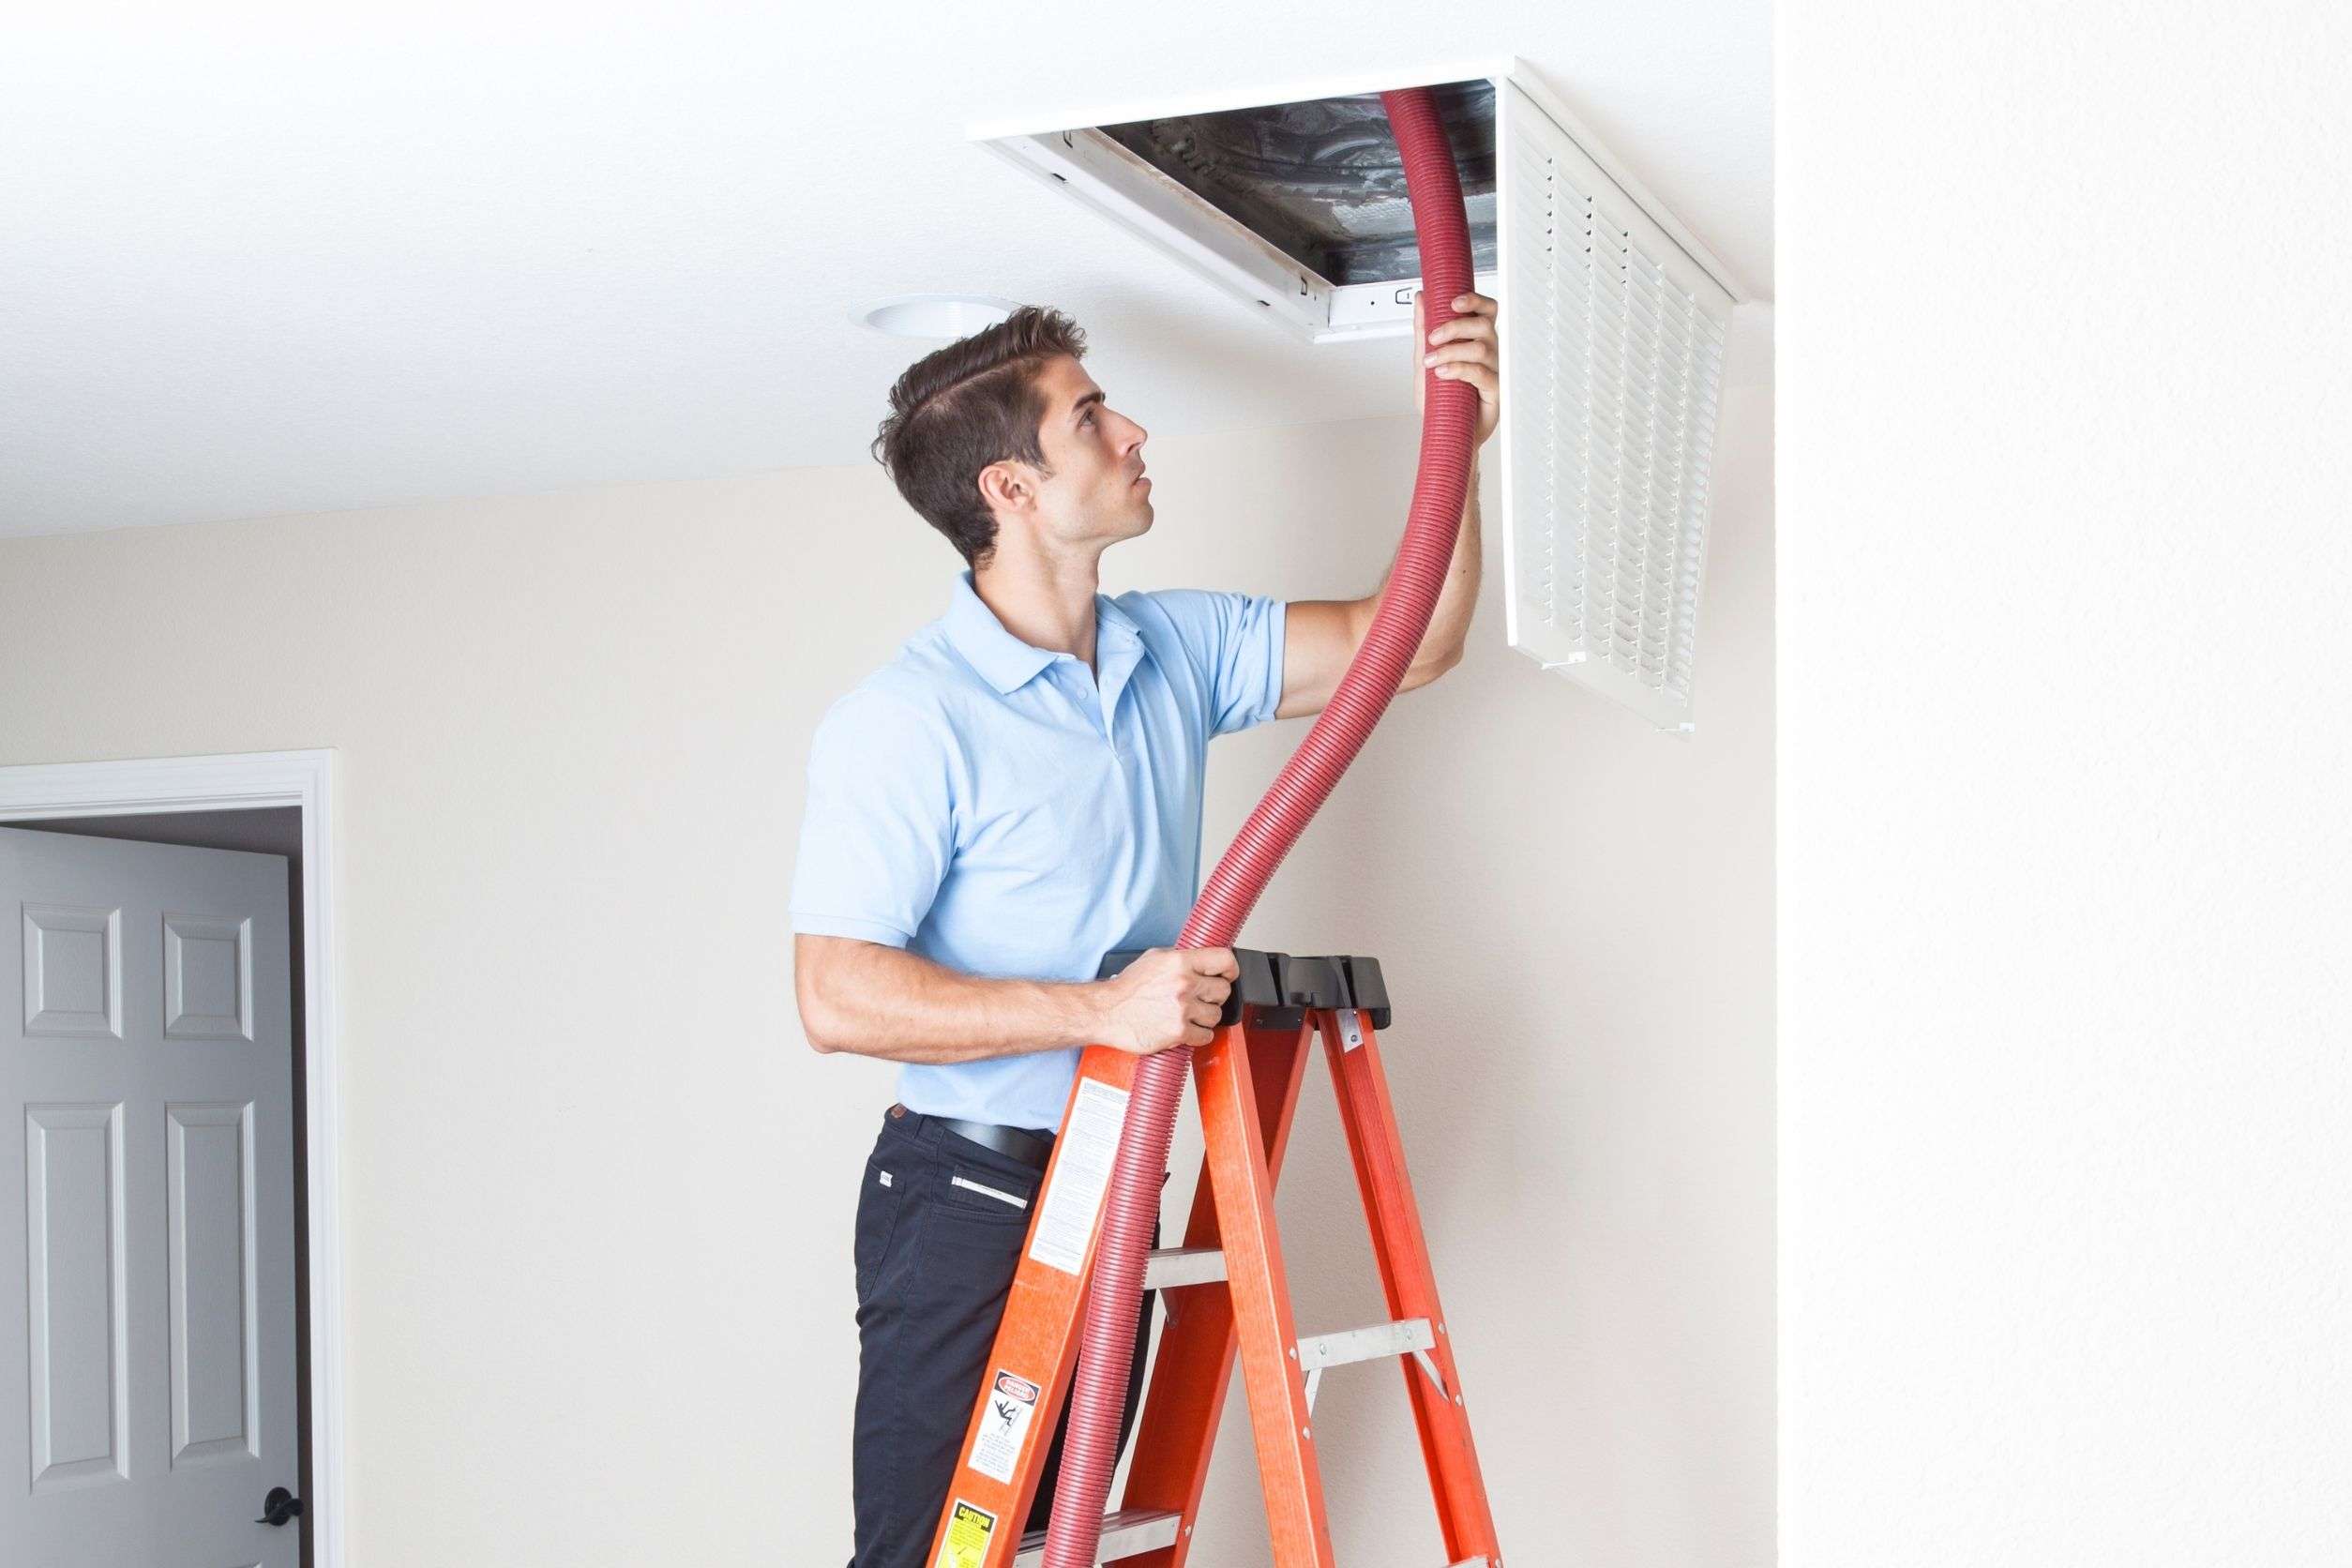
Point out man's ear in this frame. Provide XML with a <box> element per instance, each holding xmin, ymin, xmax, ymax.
<box><xmin>975</xmin><ymin>460</ymin><xmax>1033</xmax><ymax>518</ymax></box>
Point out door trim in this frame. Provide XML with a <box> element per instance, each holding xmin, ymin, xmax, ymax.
<box><xmin>0</xmin><ymin>748</ymin><xmax>346</xmax><ymax>1568</ymax></box>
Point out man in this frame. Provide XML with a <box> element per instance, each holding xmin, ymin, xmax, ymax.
<box><xmin>791</xmin><ymin>292</ymin><xmax>1498</xmax><ymax>1566</ymax></box>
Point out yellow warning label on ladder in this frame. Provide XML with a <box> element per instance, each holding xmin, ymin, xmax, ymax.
<box><xmin>934</xmin><ymin>1498</ymin><xmax>996</xmax><ymax>1568</ymax></box>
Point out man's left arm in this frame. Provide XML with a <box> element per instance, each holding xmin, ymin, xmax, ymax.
<box><xmin>1276</xmin><ymin>290</ymin><xmax>1499</xmax><ymax>722</ymax></box>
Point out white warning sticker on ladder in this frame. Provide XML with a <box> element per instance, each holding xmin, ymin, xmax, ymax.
<box><xmin>1026</xmin><ymin>1077</ymin><xmax>1131</xmax><ymax>1275</ymax></box>
<box><xmin>966</xmin><ymin>1368</ymin><xmax>1040</xmax><ymax>1485</ymax></box>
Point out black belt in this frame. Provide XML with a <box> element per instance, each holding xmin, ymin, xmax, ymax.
<box><xmin>890</xmin><ymin>1103</ymin><xmax>1055</xmax><ymax>1170</ymax></box>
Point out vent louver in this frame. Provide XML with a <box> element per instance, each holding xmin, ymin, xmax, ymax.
<box><xmin>1500</xmin><ymin>83</ymin><xmax>1731</xmax><ymax>730</ymax></box>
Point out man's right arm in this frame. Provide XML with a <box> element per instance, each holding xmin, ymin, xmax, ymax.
<box><xmin>794</xmin><ymin>935</ymin><xmax>1238</xmax><ymax>1063</ymax></box>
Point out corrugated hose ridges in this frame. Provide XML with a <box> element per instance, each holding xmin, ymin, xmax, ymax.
<box><xmin>1036</xmin><ymin>85</ymin><xmax>1479</xmax><ymax>1567</ymax></box>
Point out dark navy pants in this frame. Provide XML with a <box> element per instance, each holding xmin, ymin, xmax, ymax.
<box><xmin>848</xmin><ymin>1106</ymin><xmax>1158</xmax><ymax>1568</ymax></box>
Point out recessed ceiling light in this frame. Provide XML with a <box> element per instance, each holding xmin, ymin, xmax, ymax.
<box><xmin>852</xmin><ymin>294</ymin><xmax>1024</xmax><ymax>339</ymax></box>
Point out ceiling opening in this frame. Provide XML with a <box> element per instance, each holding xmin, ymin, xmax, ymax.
<box><xmin>1095</xmin><ymin>79</ymin><xmax>1497</xmax><ymax>288</ymax></box>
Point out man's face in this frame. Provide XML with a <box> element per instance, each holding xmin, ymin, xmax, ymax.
<box><xmin>1013</xmin><ymin>354</ymin><xmax>1153</xmax><ymax>550</ymax></box>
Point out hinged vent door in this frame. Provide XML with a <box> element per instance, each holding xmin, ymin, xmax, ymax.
<box><xmin>1500</xmin><ymin>82</ymin><xmax>1734</xmax><ymax>731</ymax></box>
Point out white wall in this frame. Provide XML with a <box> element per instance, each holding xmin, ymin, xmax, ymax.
<box><xmin>1784</xmin><ymin>5</ymin><xmax>2352</xmax><ymax>1565</ymax></box>
<box><xmin>0</xmin><ymin>335</ymin><xmax>1772</xmax><ymax>1566</ymax></box>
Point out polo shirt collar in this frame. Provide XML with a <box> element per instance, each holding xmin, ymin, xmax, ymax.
<box><xmin>945</xmin><ymin>568</ymin><xmax>1142</xmax><ymax>696</ymax></box>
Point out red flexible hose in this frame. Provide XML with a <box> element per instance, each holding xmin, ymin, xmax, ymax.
<box><xmin>1038</xmin><ymin>86</ymin><xmax>1478</xmax><ymax>1565</ymax></box>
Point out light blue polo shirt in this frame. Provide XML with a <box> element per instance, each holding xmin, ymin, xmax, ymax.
<box><xmin>790</xmin><ymin>568</ymin><xmax>1289</xmax><ymax>1130</ymax></box>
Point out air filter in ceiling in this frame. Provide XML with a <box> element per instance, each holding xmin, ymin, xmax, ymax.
<box><xmin>971</xmin><ymin>61</ymin><xmax>1747</xmax><ymax>731</ymax></box>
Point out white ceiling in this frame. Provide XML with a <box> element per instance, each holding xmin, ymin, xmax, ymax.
<box><xmin>0</xmin><ymin>1</ymin><xmax>1772</xmax><ymax>538</ymax></box>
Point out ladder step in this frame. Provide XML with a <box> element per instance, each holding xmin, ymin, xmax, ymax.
<box><xmin>1141</xmin><ymin>1245</ymin><xmax>1227</xmax><ymax>1289</ymax></box>
<box><xmin>1013</xmin><ymin>1507</ymin><xmax>1181</xmax><ymax>1564</ymax></box>
<box><xmin>1295</xmin><ymin>1316</ymin><xmax>1435</xmax><ymax>1372</ymax></box>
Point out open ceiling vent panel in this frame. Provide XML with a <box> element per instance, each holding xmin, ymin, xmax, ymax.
<box><xmin>972</xmin><ymin>61</ymin><xmax>1746</xmax><ymax>731</ymax></box>
<box><xmin>1099</xmin><ymin>81</ymin><xmax>1500</xmax><ymax>291</ymax></box>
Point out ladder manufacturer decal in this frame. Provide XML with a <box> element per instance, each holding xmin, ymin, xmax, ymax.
<box><xmin>1025</xmin><ymin>1078</ymin><xmax>1130</xmax><ymax>1274</ymax></box>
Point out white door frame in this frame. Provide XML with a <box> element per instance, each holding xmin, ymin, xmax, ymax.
<box><xmin>0</xmin><ymin>749</ymin><xmax>346</xmax><ymax>1568</ymax></box>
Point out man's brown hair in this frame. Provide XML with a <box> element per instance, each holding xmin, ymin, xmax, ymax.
<box><xmin>869</xmin><ymin>306</ymin><xmax>1089</xmax><ymax>569</ymax></box>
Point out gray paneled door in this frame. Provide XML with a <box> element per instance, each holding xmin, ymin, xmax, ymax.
<box><xmin>1</xmin><ymin>824</ymin><xmax>299</xmax><ymax>1567</ymax></box>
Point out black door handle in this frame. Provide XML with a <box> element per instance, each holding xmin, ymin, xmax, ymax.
<box><xmin>256</xmin><ymin>1486</ymin><xmax>304</xmax><ymax>1527</ymax></box>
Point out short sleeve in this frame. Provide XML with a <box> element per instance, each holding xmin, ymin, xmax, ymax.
<box><xmin>1143</xmin><ymin>589</ymin><xmax>1289</xmax><ymax>737</ymax></box>
<box><xmin>787</xmin><ymin>688</ymin><xmax>957</xmax><ymax>948</ymax></box>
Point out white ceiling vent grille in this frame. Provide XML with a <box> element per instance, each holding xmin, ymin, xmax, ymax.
<box><xmin>1500</xmin><ymin>82</ymin><xmax>1732</xmax><ymax>731</ymax></box>
<box><xmin>971</xmin><ymin>62</ymin><xmax>1744</xmax><ymax>731</ymax></box>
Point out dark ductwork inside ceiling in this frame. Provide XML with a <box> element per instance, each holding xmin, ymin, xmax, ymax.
<box><xmin>1099</xmin><ymin>79</ymin><xmax>1497</xmax><ymax>286</ymax></box>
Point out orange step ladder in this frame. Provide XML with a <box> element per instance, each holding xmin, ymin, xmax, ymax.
<box><xmin>925</xmin><ymin>949</ymin><xmax>1502</xmax><ymax>1568</ymax></box>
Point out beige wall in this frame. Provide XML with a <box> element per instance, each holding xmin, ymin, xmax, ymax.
<box><xmin>0</xmin><ymin>336</ymin><xmax>1772</xmax><ymax>1565</ymax></box>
